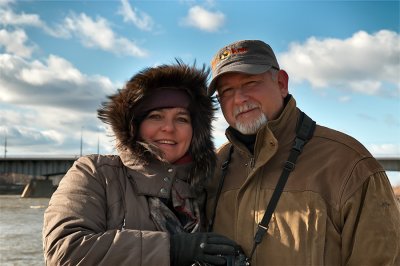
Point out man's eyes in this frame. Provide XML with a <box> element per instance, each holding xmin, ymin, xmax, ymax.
<box><xmin>243</xmin><ymin>80</ymin><xmax>260</xmax><ymax>88</ymax></box>
<box><xmin>220</xmin><ymin>88</ymin><xmax>234</xmax><ymax>97</ymax></box>
<box><xmin>219</xmin><ymin>81</ymin><xmax>260</xmax><ymax>98</ymax></box>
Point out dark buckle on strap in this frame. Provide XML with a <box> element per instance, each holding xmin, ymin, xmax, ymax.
<box><xmin>254</xmin><ymin>223</ymin><xmax>269</xmax><ymax>244</ymax></box>
<box><xmin>293</xmin><ymin>137</ymin><xmax>306</xmax><ymax>152</ymax></box>
<box><xmin>284</xmin><ymin>161</ymin><xmax>295</xmax><ymax>171</ymax></box>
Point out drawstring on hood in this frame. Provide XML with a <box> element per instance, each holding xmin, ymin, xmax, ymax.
<box><xmin>97</xmin><ymin>60</ymin><xmax>217</xmax><ymax>188</ymax></box>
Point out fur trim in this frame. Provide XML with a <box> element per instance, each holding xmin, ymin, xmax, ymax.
<box><xmin>98</xmin><ymin>60</ymin><xmax>217</xmax><ymax>188</ymax></box>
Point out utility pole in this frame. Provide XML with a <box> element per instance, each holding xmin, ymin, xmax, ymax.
<box><xmin>80</xmin><ymin>127</ymin><xmax>83</xmax><ymax>157</ymax></box>
<box><xmin>97</xmin><ymin>135</ymin><xmax>100</xmax><ymax>154</ymax></box>
<box><xmin>3</xmin><ymin>130</ymin><xmax>7</xmax><ymax>158</ymax></box>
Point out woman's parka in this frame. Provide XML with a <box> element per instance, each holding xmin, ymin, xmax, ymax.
<box><xmin>43</xmin><ymin>61</ymin><xmax>216</xmax><ymax>265</ymax></box>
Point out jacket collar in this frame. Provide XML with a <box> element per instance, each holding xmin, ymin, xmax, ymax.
<box><xmin>119</xmin><ymin>149</ymin><xmax>194</xmax><ymax>199</ymax></box>
<box><xmin>226</xmin><ymin>95</ymin><xmax>299</xmax><ymax>168</ymax></box>
<box><xmin>264</xmin><ymin>95</ymin><xmax>298</xmax><ymax>147</ymax></box>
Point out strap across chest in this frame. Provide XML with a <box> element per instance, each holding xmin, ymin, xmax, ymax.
<box><xmin>208</xmin><ymin>111</ymin><xmax>316</xmax><ymax>261</ymax></box>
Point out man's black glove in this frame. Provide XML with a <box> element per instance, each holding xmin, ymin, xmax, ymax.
<box><xmin>170</xmin><ymin>232</ymin><xmax>237</xmax><ymax>266</ymax></box>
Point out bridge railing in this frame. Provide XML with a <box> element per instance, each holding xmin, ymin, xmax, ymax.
<box><xmin>0</xmin><ymin>157</ymin><xmax>76</xmax><ymax>178</ymax></box>
<box><xmin>0</xmin><ymin>156</ymin><xmax>399</xmax><ymax>176</ymax></box>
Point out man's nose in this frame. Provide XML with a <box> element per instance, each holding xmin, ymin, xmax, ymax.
<box><xmin>232</xmin><ymin>88</ymin><xmax>249</xmax><ymax>104</ymax></box>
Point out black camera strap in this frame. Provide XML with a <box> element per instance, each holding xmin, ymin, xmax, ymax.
<box><xmin>208</xmin><ymin>145</ymin><xmax>234</xmax><ymax>232</ymax></box>
<box><xmin>208</xmin><ymin>111</ymin><xmax>315</xmax><ymax>263</ymax></box>
<box><xmin>248</xmin><ymin>111</ymin><xmax>315</xmax><ymax>260</ymax></box>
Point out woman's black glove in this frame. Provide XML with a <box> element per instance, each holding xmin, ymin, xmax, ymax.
<box><xmin>170</xmin><ymin>232</ymin><xmax>237</xmax><ymax>266</ymax></box>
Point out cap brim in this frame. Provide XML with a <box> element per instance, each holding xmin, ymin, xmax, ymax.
<box><xmin>207</xmin><ymin>64</ymin><xmax>273</xmax><ymax>96</ymax></box>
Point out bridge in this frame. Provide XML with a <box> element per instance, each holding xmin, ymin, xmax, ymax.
<box><xmin>379</xmin><ymin>157</ymin><xmax>400</xmax><ymax>172</ymax></box>
<box><xmin>0</xmin><ymin>157</ymin><xmax>77</xmax><ymax>178</ymax></box>
<box><xmin>0</xmin><ymin>157</ymin><xmax>77</xmax><ymax>197</ymax></box>
<box><xmin>0</xmin><ymin>156</ymin><xmax>399</xmax><ymax>197</ymax></box>
<box><xmin>0</xmin><ymin>156</ymin><xmax>399</xmax><ymax>176</ymax></box>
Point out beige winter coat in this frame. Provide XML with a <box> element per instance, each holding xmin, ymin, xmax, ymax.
<box><xmin>43</xmin><ymin>152</ymin><xmax>196</xmax><ymax>265</ymax></box>
<box><xmin>206</xmin><ymin>96</ymin><xmax>400</xmax><ymax>266</ymax></box>
<box><xmin>43</xmin><ymin>62</ymin><xmax>216</xmax><ymax>266</ymax></box>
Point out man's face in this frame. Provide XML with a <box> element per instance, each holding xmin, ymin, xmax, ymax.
<box><xmin>216</xmin><ymin>70</ymin><xmax>288</xmax><ymax>135</ymax></box>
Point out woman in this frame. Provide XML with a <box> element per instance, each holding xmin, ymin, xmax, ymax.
<box><xmin>43</xmin><ymin>61</ymin><xmax>236</xmax><ymax>266</ymax></box>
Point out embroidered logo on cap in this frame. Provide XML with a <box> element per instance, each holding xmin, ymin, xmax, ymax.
<box><xmin>211</xmin><ymin>46</ymin><xmax>248</xmax><ymax>71</ymax></box>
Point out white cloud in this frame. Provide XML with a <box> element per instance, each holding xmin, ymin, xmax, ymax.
<box><xmin>0</xmin><ymin>52</ymin><xmax>116</xmax><ymax>155</ymax></box>
<box><xmin>0</xmin><ymin>5</ymin><xmax>71</xmax><ymax>38</ymax></box>
<box><xmin>280</xmin><ymin>30</ymin><xmax>400</xmax><ymax>97</ymax></box>
<box><xmin>0</xmin><ymin>28</ymin><xmax>35</xmax><ymax>58</ymax></box>
<box><xmin>118</xmin><ymin>0</ymin><xmax>154</xmax><ymax>31</ymax></box>
<box><xmin>181</xmin><ymin>6</ymin><xmax>225</xmax><ymax>32</ymax></box>
<box><xmin>0</xmin><ymin>6</ymin><xmax>137</xmax><ymax>156</ymax></box>
<box><xmin>18</xmin><ymin>55</ymin><xmax>84</xmax><ymax>86</ymax></box>
<box><xmin>63</xmin><ymin>13</ymin><xmax>114</xmax><ymax>49</ymax></box>
<box><xmin>0</xmin><ymin>7</ymin><xmax>43</xmax><ymax>27</ymax></box>
<box><xmin>212</xmin><ymin>109</ymin><xmax>229</xmax><ymax>146</ymax></box>
<box><xmin>368</xmin><ymin>144</ymin><xmax>400</xmax><ymax>157</ymax></box>
<box><xmin>0</xmin><ymin>110</ymin><xmax>66</xmax><ymax>155</ymax></box>
<box><xmin>1</xmin><ymin>120</ymin><xmax>114</xmax><ymax>156</ymax></box>
<box><xmin>0</xmin><ymin>5</ymin><xmax>147</xmax><ymax>57</ymax></box>
<box><xmin>62</xmin><ymin>12</ymin><xmax>147</xmax><ymax>57</ymax></box>
<box><xmin>0</xmin><ymin>51</ymin><xmax>117</xmax><ymax>156</ymax></box>
<box><xmin>0</xmin><ymin>53</ymin><xmax>114</xmax><ymax>111</ymax></box>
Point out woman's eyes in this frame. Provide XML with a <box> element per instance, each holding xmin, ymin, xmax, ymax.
<box><xmin>145</xmin><ymin>112</ymin><xmax>190</xmax><ymax>123</ymax></box>
<box><xmin>176</xmin><ymin>116</ymin><xmax>191</xmax><ymax>123</ymax></box>
<box><xmin>146</xmin><ymin>113</ymin><xmax>162</xmax><ymax>120</ymax></box>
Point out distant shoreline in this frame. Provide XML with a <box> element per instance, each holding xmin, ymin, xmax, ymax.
<box><xmin>0</xmin><ymin>184</ymin><xmax>25</xmax><ymax>195</ymax></box>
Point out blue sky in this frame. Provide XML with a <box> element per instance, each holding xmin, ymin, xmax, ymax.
<box><xmin>0</xmin><ymin>0</ymin><xmax>399</xmax><ymax>184</ymax></box>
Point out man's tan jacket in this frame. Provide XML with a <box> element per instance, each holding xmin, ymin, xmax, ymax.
<box><xmin>207</xmin><ymin>97</ymin><xmax>400</xmax><ymax>265</ymax></box>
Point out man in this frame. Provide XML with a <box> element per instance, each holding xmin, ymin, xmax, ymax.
<box><xmin>206</xmin><ymin>40</ymin><xmax>400</xmax><ymax>265</ymax></box>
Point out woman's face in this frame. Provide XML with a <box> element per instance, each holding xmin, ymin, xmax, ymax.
<box><xmin>139</xmin><ymin>107</ymin><xmax>193</xmax><ymax>163</ymax></box>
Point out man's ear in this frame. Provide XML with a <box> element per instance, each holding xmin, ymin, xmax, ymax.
<box><xmin>277</xmin><ymin>70</ymin><xmax>289</xmax><ymax>97</ymax></box>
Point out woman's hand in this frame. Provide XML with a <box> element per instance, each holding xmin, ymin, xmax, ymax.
<box><xmin>170</xmin><ymin>232</ymin><xmax>238</xmax><ymax>266</ymax></box>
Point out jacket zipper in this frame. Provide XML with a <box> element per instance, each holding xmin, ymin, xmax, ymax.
<box><xmin>249</xmin><ymin>157</ymin><xmax>255</xmax><ymax>169</ymax></box>
<box><xmin>121</xmin><ymin>218</ymin><xmax>126</xmax><ymax>231</ymax></box>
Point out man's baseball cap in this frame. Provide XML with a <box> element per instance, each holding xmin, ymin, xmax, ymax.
<box><xmin>208</xmin><ymin>40</ymin><xmax>280</xmax><ymax>95</ymax></box>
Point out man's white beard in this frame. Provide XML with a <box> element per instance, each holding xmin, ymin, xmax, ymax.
<box><xmin>235</xmin><ymin>113</ymin><xmax>267</xmax><ymax>135</ymax></box>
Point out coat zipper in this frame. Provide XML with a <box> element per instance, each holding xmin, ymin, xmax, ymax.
<box><xmin>249</xmin><ymin>157</ymin><xmax>255</xmax><ymax>169</ymax></box>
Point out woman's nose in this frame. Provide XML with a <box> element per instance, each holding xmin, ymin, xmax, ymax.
<box><xmin>160</xmin><ymin>120</ymin><xmax>175</xmax><ymax>132</ymax></box>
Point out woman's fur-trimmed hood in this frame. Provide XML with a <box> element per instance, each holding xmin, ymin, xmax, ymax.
<box><xmin>98</xmin><ymin>61</ymin><xmax>217</xmax><ymax>187</ymax></box>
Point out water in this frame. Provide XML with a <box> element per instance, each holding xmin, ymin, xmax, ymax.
<box><xmin>0</xmin><ymin>195</ymin><xmax>50</xmax><ymax>266</ymax></box>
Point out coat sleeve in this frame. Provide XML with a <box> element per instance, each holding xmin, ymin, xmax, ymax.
<box><xmin>340</xmin><ymin>170</ymin><xmax>400</xmax><ymax>266</ymax></box>
<box><xmin>43</xmin><ymin>156</ymin><xmax>170</xmax><ymax>266</ymax></box>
